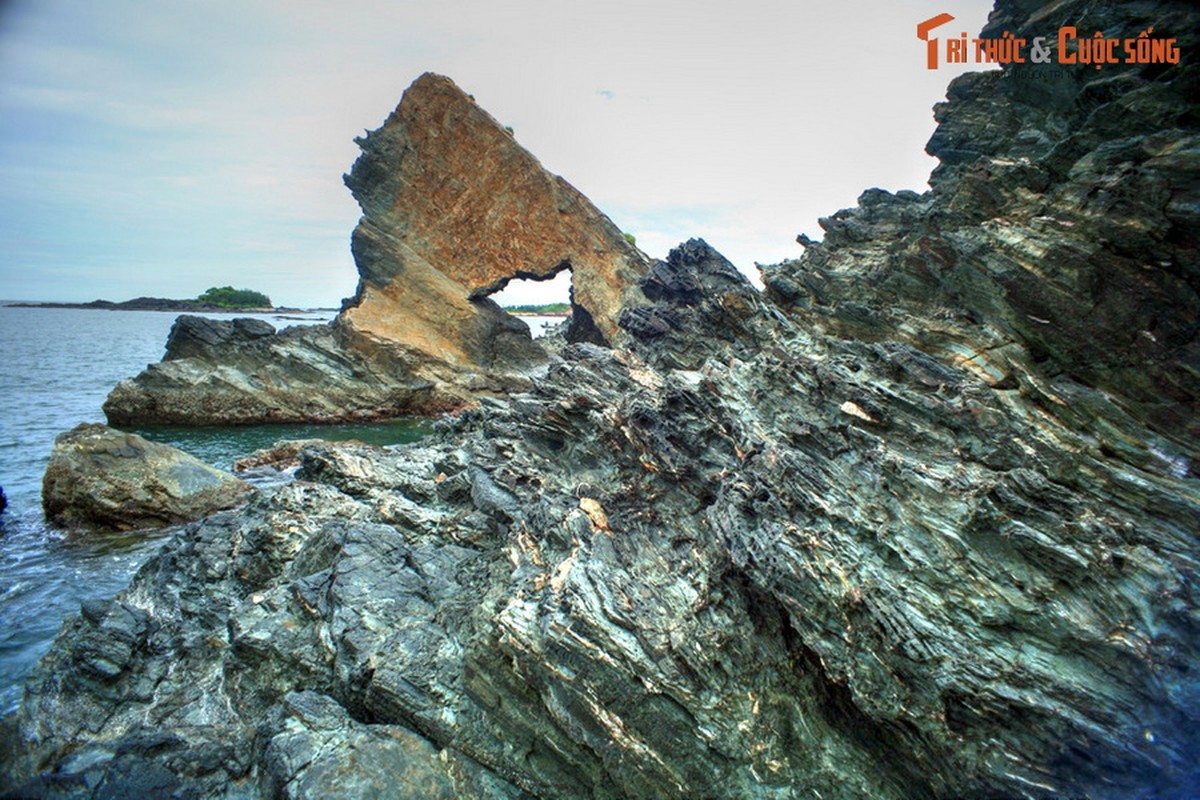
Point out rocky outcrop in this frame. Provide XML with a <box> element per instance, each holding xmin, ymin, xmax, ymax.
<box><xmin>6</xmin><ymin>1</ymin><xmax>1199</xmax><ymax>798</ymax></box>
<box><xmin>104</xmin><ymin>316</ymin><xmax>439</xmax><ymax>425</ymax></box>
<box><xmin>9</xmin><ymin>224</ymin><xmax>1198</xmax><ymax>797</ymax></box>
<box><xmin>103</xmin><ymin>73</ymin><xmax>647</xmax><ymax>425</ymax></box>
<box><xmin>41</xmin><ymin>424</ymin><xmax>252</xmax><ymax>530</ymax></box>
<box><xmin>762</xmin><ymin>3</ymin><xmax>1200</xmax><ymax>452</ymax></box>
<box><xmin>339</xmin><ymin>73</ymin><xmax>647</xmax><ymax>353</ymax></box>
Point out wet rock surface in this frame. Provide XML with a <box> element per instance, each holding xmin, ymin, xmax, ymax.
<box><xmin>7</xmin><ymin>1</ymin><xmax>1200</xmax><ymax>797</ymax></box>
<box><xmin>41</xmin><ymin>424</ymin><xmax>252</xmax><ymax>531</ymax></box>
<box><xmin>103</xmin><ymin>73</ymin><xmax>647</xmax><ymax>426</ymax></box>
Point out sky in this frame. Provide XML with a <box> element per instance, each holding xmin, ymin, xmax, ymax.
<box><xmin>0</xmin><ymin>0</ymin><xmax>996</xmax><ymax>308</ymax></box>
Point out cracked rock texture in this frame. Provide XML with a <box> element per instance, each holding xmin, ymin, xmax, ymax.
<box><xmin>104</xmin><ymin>73</ymin><xmax>647</xmax><ymax>426</ymax></box>
<box><xmin>6</xmin><ymin>1</ymin><xmax>1199</xmax><ymax>798</ymax></box>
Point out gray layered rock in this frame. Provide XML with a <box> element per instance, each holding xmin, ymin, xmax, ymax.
<box><xmin>7</xmin><ymin>235</ymin><xmax>1197</xmax><ymax>797</ymax></box>
<box><xmin>41</xmin><ymin>424</ymin><xmax>252</xmax><ymax>531</ymax></box>
<box><xmin>104</xmin><ymin>316</ymin><xmax>443</xmax><ymax>425</ymax></box>
<box><xmin>762</xmin><ymin>3</ymin><xmax>1200</xmax><ymax>450</ymax></box>
<box><xmin>4</xmin><ymin>0</ymin><xmax>1199</xmax><ymax>798</ymax></box>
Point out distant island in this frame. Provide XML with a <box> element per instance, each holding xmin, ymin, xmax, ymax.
<box><xmin>503</xmin><ymin>302</ymin><xmax>570</xmax><ymax>315</ymax></box>
<box><xmin>193</xmin><ymin>286</ymin><xmax>272</xmax><ymax>308</ymax></box>
<box><xmin>7</xmin><ymin>286</ymin><xmax>320</xmax><ymax>314</ymax></box>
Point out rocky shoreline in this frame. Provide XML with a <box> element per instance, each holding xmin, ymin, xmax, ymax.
<box><xmin>2</xmin><ymin>0</ymin><xmax>1198</xmax><ymax>797</ymax></box>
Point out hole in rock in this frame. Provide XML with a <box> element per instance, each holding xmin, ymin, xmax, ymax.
<box><xmin>489</xmin><ymin>267</ymin><xmax>573</xmax><ymax>339</ymax></box>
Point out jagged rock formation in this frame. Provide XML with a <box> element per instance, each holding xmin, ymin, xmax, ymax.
<box><xmin>5</xmin><ymin>1</ymin><xmax>1199</xmax><ymax>798</ymax></box>
<box><xmin>763</xmin><ymin>3</ymin><xmax>1200</xmax><ymax>451</ymax></box>
<box><xmin>103</xmin><ymin>73</ymin><xmax>647</xmax><ymax>425</ymax></box>
<box><xmin>41</xmin><ymin>424</ymin><xmax>252</xmax><ymax>531</ymax></box>
<box><xmin>339</xmin><ymin>72</ymin><xmax>648</xmax><ymax>354</ymax></box>
<box><xmin>105</xmin><ymin>316</ymin><xmax>439</xmax><ymax>425</ymax></box>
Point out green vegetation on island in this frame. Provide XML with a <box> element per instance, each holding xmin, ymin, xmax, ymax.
<box><xmin>503</xmin><ymin>302</ymin><xmax>570</xmax><ymax>315</ymax></box>
<box><xmin>196</xmin><ymin>286</ymin><xmax>273</xmax><ymax>308</ymax></box>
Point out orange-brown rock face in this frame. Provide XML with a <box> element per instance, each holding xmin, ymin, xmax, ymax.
<box><xmin>339</xmin><ymin>72</ymin><xmax>648</xmax><ymax>365</ymax></box>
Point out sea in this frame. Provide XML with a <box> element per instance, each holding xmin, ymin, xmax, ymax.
<box><xmin>0</xmin><ymin>307</ymin><xmax>580</xmax><ymax>714</ymax></box>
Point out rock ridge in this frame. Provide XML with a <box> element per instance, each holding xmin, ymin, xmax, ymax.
<box><xmin>762</xmin><ymin>2</ymin><xmax>1200</xmax><ymax>451</ymax></box>
<box><xmin>105</xmin><ymin>317</ymin><xmax>441</xmax><ymax>425</ymax></box>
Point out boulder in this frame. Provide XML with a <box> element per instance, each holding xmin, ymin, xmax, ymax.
<box><xmin>103</xmin><ymin>73</ymin><xmax>648</xmax><ymax>426</ymax></box>
<box><xmin>42</xmin><ymin>424</ymin><xmax>252</xmax><ymax>530</ymax></box>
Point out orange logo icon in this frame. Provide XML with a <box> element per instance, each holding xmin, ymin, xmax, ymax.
<box><xmin>917</xmin><ymin>13</ymin><xmax>956</xmax><ymax>69</ymax></box>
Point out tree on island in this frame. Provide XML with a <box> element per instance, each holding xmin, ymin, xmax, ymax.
<box><xmin>197</xmin><ymin>286</ymin><xmax>273</xmax><ymax>308</ymax></box>
<box><xmin>503</xmin><ymin>302</ymin><xmax>571</xmax><ymax>315</ymax></box>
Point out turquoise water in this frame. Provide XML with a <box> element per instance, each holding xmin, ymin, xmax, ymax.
<box><xmin>129</xmin><ymin>420</ymin><xmax>430</xmax><ymax>471</ymax></box>
<box><xmin>0</xmin><ymin>305</ymin><xmax>429</xmax><ymax>712</ymax></box>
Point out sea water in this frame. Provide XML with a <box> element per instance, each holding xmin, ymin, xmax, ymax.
<box><xmin>0</xmin><ymin>305</ymin><xmax>446</xmax><ymax>712</ymax></box>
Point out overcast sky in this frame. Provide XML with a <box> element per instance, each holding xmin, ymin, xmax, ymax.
<box><xmin>0</xmin><ymin>0</ymin><xmax>995</xmax><ymax>307</ymax></box>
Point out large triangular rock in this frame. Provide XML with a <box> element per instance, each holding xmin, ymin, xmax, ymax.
<box><xmin>104</xmin><ymin>74</ymin><xmax>648</xmax><ymax>425</ymax></box>
<box><xmin>339</xmin><ymin>72</ymin><xmax>648</xmax><ymax>355</ymax></box>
